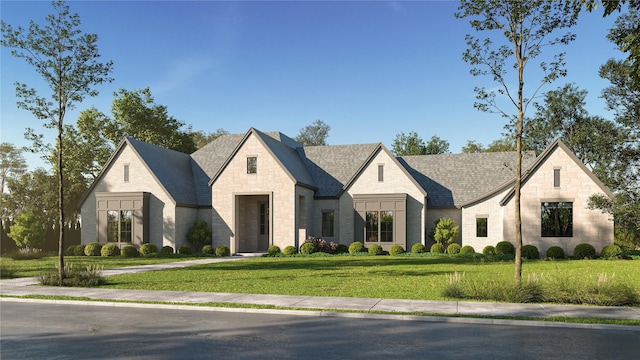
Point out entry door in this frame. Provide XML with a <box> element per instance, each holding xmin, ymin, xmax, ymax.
<box><xmin>257</xmin><ymin>202</ymin><xmax>269</xmax><ymax>252</ymax></box>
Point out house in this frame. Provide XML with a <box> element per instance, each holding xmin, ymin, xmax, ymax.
<box><xmin>78</xmin><ymin>128</ymin><xmax>614</xmax><ymax>257</ymax></box>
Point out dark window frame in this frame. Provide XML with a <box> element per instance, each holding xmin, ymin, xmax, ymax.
<box><xmin>378</xmin><ymin>164</ymin><xmax>384</xmax><ymax>182</ymax></box>
<box><xmin>247</xmin><ymin>156</ymin><xmax>257</xmax><ymax>174</ymax></box>
<box><xmin>322</xmin><ymin>211</ymin><xmax>335</xmax><ymax>237</ymax></box>
<box><xmin>476</xmin><ymin>217</ymin><xmax>488</xmax><ymax>237</ymax></box>
<box><xmin>553</xmin><ymin>168</ymin><xmax>560</xmax><ymax>188</ymax></box>
<box><xmin>541</xmin><ymin>202</ymin><xmax>573</xmax><ymax>237</ymax></box>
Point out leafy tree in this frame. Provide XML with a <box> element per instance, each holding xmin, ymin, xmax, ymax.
<box><xmin>4</xmin><ymin>169</ymin><xmax>58</xmax><ymax>227</ymax></box>
<box><xmin>186</xmin><ymin>220</ymin><xmax>212</xmax><ymax>251</ymax></box>
<box><xmin>294</xmin><ymin>119</ymin><xmax>330</xmax><ymax>146</ymax></box>
<box><xmin>391</xmin><ymin>131</ymin><xmax>426</xmax><ymax>156</ymax></box>
<box><xmin>106</xmin><ymin>88</ymin><xmax>197</xmax><ymax>154</ymax></box>
<box><xmin>462</xmin><ymin>140</ymin><xmax>485</xmax><ymax>153</ymax></box>
<box><xmin>485</xmin><ymin>137</ymin><xmax>517</xmax><ymax>152</ymax></box>
<box><xmin>429</xmin><ymin>218</ymin><xmax>459</xmax><ymax>248</ymax></box>
<box><xmin>456</xmin><ymin>0</ymin><xmax>578</xmax><ymax>285</ymax></box>
<box><xmin>0</xmin><ymin>143</ymin><xmax>27</xmax><ymax>223</ymax></box>
<box><xmin>8</xmin><ymin>211</ymin><xmax>47</xmax><ymax>250</ymax></box>
<box><xmin>425</xmin><ymin>135</ymin><xmax>451</xmax><ymax>155</ymax></box>
<box><xmin>1</xmin><ymin>0</ymin><xmax>114</xmax><ymax>283</ymax></box>
<box><xmin>192</xmin><ymin>128</ymin><xmax>229</xmax><ymax>149</ymax></box>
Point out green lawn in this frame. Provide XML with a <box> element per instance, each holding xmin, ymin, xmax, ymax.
<box><xmin>99</xmin><ymin>255</ymin><xmax>640</xmax><ymax>302</ymax></box>
<box><xmin>0</xmin><ymin>255</ymin><xmax>199</xmax><ymax>278</ymax></box>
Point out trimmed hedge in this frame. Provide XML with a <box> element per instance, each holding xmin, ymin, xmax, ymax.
<box><xmin>178</xmin><ymin>245</ymin><xmax>192</xmax><ymax>255</ymax></box>
<box><xmin>121</xmin><ymin>245</ymin><xmax>139</xmax><ymax>258</ymax></box>
<box><xmin>300</xmin><ymin>242</ymin><xmax>316</xmax><ymax>254</ymax></box>
<box><xmin>202</xmin><ymin>245</ymin><xmax>215</xmax><ymax>254</ymax></box>
<box><xmin>573</xmin><ymin>243</ymin><xmax>596</xmax><ymax>259</ymax></box>
<box><xmin>495</xmin><ymin>241</ymin><xmax>515</xmax><ymax>255</ymax></box>
<box><xmin>283</xmin><ymin>245</ymin><xmax>297</xmax><ymax>255</ymax></box>
<box><xmin>546</xmin><ymin>246</ymin><xmax>565</xmax><ymax>259</ymax></box>
<box><xmin>101</xmin><ymin>243</ymin><xmax>120</xmax><ymax>257</ymax></box>
<box><xmin>482</xmin><ymin>245</ymin><xmax>496</xmax><ymax>255</ymax></box>
<box><xmin>389</xmin><ymin>245</ymin><xmax>405</xmax><ymax>256</ymax></box>
<box><xmin>348</xmin><ymin>241</ymin><xmax>365</xmax><ymax>254</ymax></box>
<box><xmin>216</xmin><ymin>245</ymin><xmax>230</xmax><ymax>257</ymax></box>
<box><xmin>73</xmin><ymin>244</ymin><xmax>86</xmax><ymax>256</ymax></box>
<box><xmin>411</xmin><ymin>243</ymin><xmax>426</xmax><ymax>254</ymax></box>
<box><xmin>268</xmin><ymin>245</ymin><xmax>281</xmax><ymax>256</ymax></box>
<box><xmin>160</xmin><ymin>245</ymin><xmax>174</xmax><ymax>255</ymax></box>
<box><xmin>460</xmin><ymin>245</ymin><xmax>475</xmax><ymax>254</ymax></box>
<box><xmin>521</xmin><ymin>244</ymin><xmax>540</xmax><ymax>259</ymax></box>
<box><xmin>447</xmin><ymin>243</ymin><xmax>461</xmax><ymax>254</ymax></box>
<box><xmin>140</xmin><ymin>243</ymin><xmax>158</xmax><ymax>256</ymax></box>
<box><xmin>64</xmin><ymin>245</ymin><xmax>77</xmax><ymax>256</ymax></box>
<box><xmin>430</xmin><ymin>243</ymin><xmax>445</xmax><ymax>254</ymax></box>
<box><xmin>368</xmin><ymin>244</ymin><xmax>383</xmax><ymax>255</ymax></box>
<box><xmin>600</xmin><ymin>244</ymin><xmax>623</xmax><ymax>259</ymax></box>
<box><xmin>84</xmin><ymin>242</ymin><xmax>102</xmax><ymax>256</ymax></box>
<box><xmin>335</xmin><ymin>244</ymin><xmax>349</xmax><ymax>254</ymax></box>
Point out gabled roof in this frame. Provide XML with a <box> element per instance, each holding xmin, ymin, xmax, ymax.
<box><xmin>78</xmin><ymin>137</ymin><xmax>207</xmax><ymax>208</ymax></box>
<box><xmin>208</xmin><ymin>128</ymin><xmax>316</xmax><ymax>189</ymax></box>
<box><xmin>498</xmin><ymin>139</ymin><xmax>615</xmax><ymax>206</ymax></box>
<box><xmin>399</xmin><ymin>151</ymin><xmax>536</xmax><ymax>208</ymax></box>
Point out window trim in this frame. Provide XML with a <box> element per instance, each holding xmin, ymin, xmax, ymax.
<box><xmin>476</xmin><ymin>217</ymin><xmax>488</xmax><ymax>238</ymax></box>
<box><xmin>124</xmin><ymin>164</ymin><xmax>130</xmax><ymax>183</ymax></box>
<box><xmin>321</xmin><ymin>210</ymin><xmax>335</xmax><ymax>237</ymax></box>
<box><xmin>553</xmin><ymin>168</ymin><xmax>561</xmax><ymax>188</ymax></box>
<box><xmin>247</xmin><ymin>156</ymin><xmax>257</xmax><ymax>174</ymax></box>
<box><xmin>378</xmin><ymin>164</ymin><xmax>384</xmax><ymax>182</ymax></box>
<box><xmin>541</xmin><ymin>201</ymin><xmax>573</xmax><ymax>237</ymax></box>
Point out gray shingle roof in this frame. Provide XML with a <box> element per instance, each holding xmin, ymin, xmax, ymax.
<box><xmin>399</xmin><ymin>151</ymin><xmax>536</xmax><ymax>207</ymax></box>
<box><xmin>298</xmin><ymin>143</ymin><xmax>380</xmax><ymax>197</ymax></box>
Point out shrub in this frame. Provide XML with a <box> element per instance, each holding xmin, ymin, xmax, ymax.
<box><xmin>64</xmin><ymin>245</ymin><xmax>77</xmax><ymax>256</ymax></box>
<box><xmin>303</xmin><ymin>237</ymin><xmax>337</xmax><ymax>254</ymax></box>
<box><xmin>8</xmin><ymin>248</ymin><xmax>45</xmax><ymax>260</ymax></box>
<box><xmin>411</xmin><ymin>243</ymin><xmax>426</xmax><ymax>253</ymax></box>
<box><xmin>601</xmin><ymin>244</ymin><xmax>623</xmax><ymax>260</ymax></box>
<box><xmin>267</xmin><ymin>245</ymin><xmax>281</xmax><ymax>256</ymax></box>
<box><xmin>495</xmin><ymin>241</ymin><xmax>515</xmax><ymax>255</ymax></box>
<box><xmin>368</xmin><ymin>244</ymin><xmax>383</xmax><ymax>255</ymax></box>
<box><xmin>460</xmin><ymin>245</ymin><xmax>475</xmax><ymax>254</ymax></box>
<box><xmin>573</xmin><ymin>243</ymin><xmax>596</xmax><ymax>259</ymax></box>
<box><xmin>84</xmin><ymin>242</ymin><xmax>102</xmax><ymax>256</ymax></box>
<box><xmin>348</xmin><ymin>241</ymin><xmax>365</xmax><ymax>254</ymax></box>
<box><xmin>283</xmin><ymin>245</ymin><xmax>297</xmax><ymax>255</ymax></box>
<box><xmin>447</xmin><ymin>243</ymin><xmax>461</xmax><ymax>254</ymax></box>
<box><xmin>430</xmin><ymin>243</ymin><xmax>445</xmax><ymax>254</ymax></box>
<box><xmin>335</xmin><ymin>244</ymin><xmax>349</xmax><ymax>254</ymax></box>
<box><xmin>482</xmin><ymin>245</ymin><xmax>496</xmax><ymax>255</ymax></box>
<box><xmin>216</xmin><ymin>245</ymin><xmax>230</xmax><ymax>257</ymax></box>
<box><xmin>101</xmin><ymin>243</ymin><xmax>120</xmax><ymax>257</ymax></box>
<box><xmin>0</xmin><ymin>263</ymin><xmax>17</xmax><ymax>279</ymax></box>
<box><xmin>161</xmin><ymin>246</ymin><xmax>174</xmax><ymax>255</ymax></box>
<box><xmin>300</xmin><ymin>242</ymin><xmax>316</xmax><ymax>254</ymax></box>
<box><xmin>429</xmin><ymin>218</ymin><xmax>459</xmax><ymax>246</ymax></box>
<box><xmin>39</xmin><ymin>263</ymin><xmax>105</xmax><ymax>287</ymax></box>
<box><xmin>186</xmin><ymin>220</ymin><xmax>212</xmax><ymax>250</ymax></box>
<box><xmin>177</xmin><ymin>245</ymin><xmax>193</xmax><ymax>255</ymax></box>
<box><xmin>73</xmin><ymin>244</ymin><xmax>86</xmax><ymax>256</ymax></box>
<box><xmin>140</xmin><ymin>243</ymin><xmax>159</xmax><ymax>256</ymax></box>
<box><xmin>546</xmin><ymin>246</ymin><xmax>565</xmax><ymax>259</ymax></box>
<box><xmin>8</xmin><ymin>211</ymin><xmax>46</xmax><ymax>250</ymax></box>
<box><xmin>121</xmin><ymin>245</ymin><xmax>139</xmax><ymax>258</ymax></box>
<box><xmin>521</xmin><ymin>244</ymin><xmax>540</xmax><ymax>259</ymax></box>
<box><xmin>202</xmin><ymin>245</ymin><xmax>215</xmax><ymax>254</ymax></box>
<box><xmin>389</xmin><ymin>245</ymin><xmax>405</xmax><ymax>256</ymax></box>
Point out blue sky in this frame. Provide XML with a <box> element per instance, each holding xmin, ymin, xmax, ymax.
<box><xmin>1</xmin><ymin>1</ymin><xmax>620</xmax><ymax>170</ymax></box>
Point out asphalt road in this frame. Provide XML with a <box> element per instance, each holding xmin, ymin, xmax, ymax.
<box><xmin>1</xmin><ymin>301</ymin><xmax>638</xmax><ymax>359</ymax></box>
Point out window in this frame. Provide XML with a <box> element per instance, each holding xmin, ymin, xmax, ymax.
<box><xmin>476</xmin><ymin>217</ymin><xmax>488</xmax><ymax>237</ymax></box>
<box><xmin>541</xmin><ymin>202</ymin><xmax>573</xmax><ymax>237</ymax></box>
<box><xmin>107</xmin><ymin>210</ymin><xmax>133</xmax><ymax>242</ymax></box>
<box><xmin>322</xmin><ymin>211</ymin><xmax>334</xmax><ymax>237</ymax></box>
<box><xmin>378</xmin><ymin>165</ymin><xmax>384</xmax><ymax>182</ymax></box>
<box><xmin>366</xmin><ymin>210</ymin><xmax>394</xmax><ymax>243</ymax></box>
<box><xmin>124</xmin><ymin>164</ymin><xmax>129</xmax><ymax>182</ymax></box>
<box><xmin>247</xmin><ymin>157</ymin><xmax>257</xmax><ymax>174</ymax></box>
<box><xmin>554</xmin><ymin>168</ymin><xmax>560</xmax><ymax>188</ymax></box>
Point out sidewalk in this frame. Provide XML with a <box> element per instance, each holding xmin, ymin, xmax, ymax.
<box><xmin>2</xmin><ymin>256</ymin><xmax>639</xmax><ymax>325</ymax></box>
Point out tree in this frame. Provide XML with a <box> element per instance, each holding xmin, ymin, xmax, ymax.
<box><xmin>456</xmin><ymin>0</ymin><xmax>578</xmax><ymax>285</ymax></box>
<box><xmin>294</xmin><ymin>119</ymin><xmax>330</xmax><ymax>146</ymax></box>
<box><xmin>0</xmin><ymin>143</ymin><xmax>27</xmax><ymax>223</ymax></box>
<box><xmin>192</xmin><ymin>128</ymin><xmax>229</xmax><ymax>149</ymax></box>
<box><xmin>1</xmin><ymin>0</ymin><xmax>114</xmax><ymax>283</ymax></box>
<box><xmin>462</xmin><ymin>140</ymin><xmax>485</xmax><ymax>153</ymax></box>
<box><xmin>429</xmin><ymin>218</ymin><xmax>459</xmax><ymax>248</ymax></box>
<box><xmin>106</xmin><ymin>88</ymin><xmax>197</xmax><ymax>154</ymax></box>
<box><xmin>485</xmin><ymin>137</ymin><xmax>517</xmax><ymax>152</ymax></box>
<box><xmin>4</xmin><ymin>169</ymin><xmax>58</xmax><ymax>227</ymax></box>
<box><xmin>8</xmin><ymin>211</ymin><xmax>47</xmax><ymax>250</ymax></box>
<box><xmin>424</xmin><ymin>135</ymin><xmax>451</xmax><ymax>155</ymax></box>
<box><xmin>391</xmin><ymin>131</ymin><xmax>426</xmax><ymax>156</ymax></box>
<box><xmin>186</xmin><ymin>220</ymin><xmax>212</xmax><ymax>251</ymax></box>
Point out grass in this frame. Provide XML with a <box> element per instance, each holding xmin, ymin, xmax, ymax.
<box><xmin>0</xmin><ymin>255</ymin><xmax>204</xmax><ymax>278</ymax></box>
<box><xmin>98</xmin><ymin>255</ymin><xmax>640</xmax><ymax>302</ymax></box>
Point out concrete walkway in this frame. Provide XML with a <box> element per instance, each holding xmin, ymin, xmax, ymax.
<box><xmin>2</xmin><ymin>256</ymin><xmax>639</xmax><ymax>325</ymax></box>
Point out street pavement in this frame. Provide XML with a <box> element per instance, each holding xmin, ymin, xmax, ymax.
<box><xmin>1</xmin><ymin>256</ymin><xmax>639</xmax><ymax>329</ymax></box>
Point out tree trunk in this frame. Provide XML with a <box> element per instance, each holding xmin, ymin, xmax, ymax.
<box><xmin>57</xmin><ymin>113</ymin><xmax>65</xmax><ymax>285</ymax></box>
